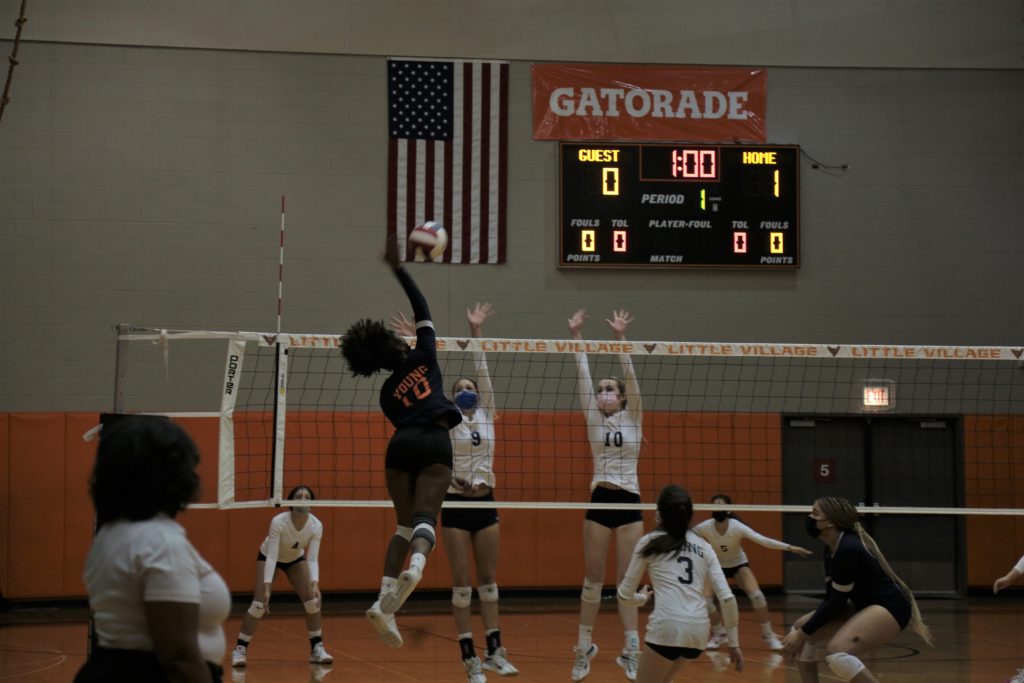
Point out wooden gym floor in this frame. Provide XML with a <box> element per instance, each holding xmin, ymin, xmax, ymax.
<box><xmin>1</xmin><ymin>593</ymin><xmax>1022</xmax><ymax>682</ymax></box>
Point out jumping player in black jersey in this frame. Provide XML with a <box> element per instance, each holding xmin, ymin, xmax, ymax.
<box><xmin>341</xmin><ymin>239</ymin><xmax>462</xmax><ymax>648</ymax></box>
<box><xmin>780</xmin><ymin>496</ymin><xmax>932</xmax><ymax>682</ymax></box>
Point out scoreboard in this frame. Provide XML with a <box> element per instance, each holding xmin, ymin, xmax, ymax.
<box><xmin>559</xmin><ymin>142</ymin><xmax>800</xmax><ymax>269</ymax></box>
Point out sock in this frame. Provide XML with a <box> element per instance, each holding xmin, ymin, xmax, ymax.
<box><xmin>236</xmin><ymin>633</ymin><xmax>252</xmax><ymax>649</ymax></box>
<box><xmin>578</xmin><ymin>625</ymin><xmax>593</xmax><ymax>650</ymax></box>
<box><xmin>761</xmin><ymin>622</ymin><xmax>774</xmax><ymax>637</ymax></box>
<box><xmin>458</xmin><ymin>633</ymin><xmax>475</xmax><ymax>660</ymax></box>
<box><xmin>485</xmin><ymin>629</ymin><xmax>501</xmax><ymax>655</ymax></box>
<box><xmin>409</xmin><ymin>552</ymin><xmax>427</xmax><ymax>573</ymax></box>
<box><xmin>624</xmin><ymin>630</ymin><xmax>640</xmax><ymax>652</ymax></box>
<box><xmin>309</xmin><ymin>630</ymin><xmax>323</xmax><ymax>649</ymax></box>
<box><xmin>381</xmin><ymin>576</ymin><xmax>398</xmax><ymax>597</ymax></box>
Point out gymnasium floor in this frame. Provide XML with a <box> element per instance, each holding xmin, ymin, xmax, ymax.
<box><xmin>1</xmin><ymin>594</ymin><xmax>1021</xmax><ymax>682</ymax></box>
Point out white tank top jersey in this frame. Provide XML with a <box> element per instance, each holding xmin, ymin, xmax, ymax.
<box><xmin>449</xmin><ymin>352</ymin><xmax>497</xmax><ymax>492</ymax></box>
<box><xmin>259</xmin><ymin>512</ymin><xmax>324</xmax><ymax>583</ymax></box>
<box><xmin>575</xmin><ymin>353</ymin><xmax>643</xmax><ymax>493</ymax></box>
<box><xmin>693</xmin><ymin>517</ymin><xmax>790</xmax><ymax>569</ymax></box>
<box><xmin>619</xmin><ymin>530</ymin><xmax>733</xmax><ymax>649</ymax></box>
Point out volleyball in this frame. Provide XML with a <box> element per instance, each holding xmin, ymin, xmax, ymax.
<box><xmin>409</xmin><ymin>221</ymin><xmax>448</xmax><ymax>261</ymax></box>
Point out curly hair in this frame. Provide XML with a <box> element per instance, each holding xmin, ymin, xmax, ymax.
<box><xmin>89</xmin><ymin>415</ymin><xmax>201</xmax><ymax>528</ymax></box>
<box><xmin>341</xmin><ymin>318</ymin><xmax>408</xmax><ymax>377</ymax></box>
<box><xmin>640</xmin><ymin>484</ymin><xmax>694</xmax><ymax>558</ymax></box>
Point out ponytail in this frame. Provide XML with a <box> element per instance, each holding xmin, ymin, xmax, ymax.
<box><xmin>854</xmin><ymin>522</ymin><xmax>933</xmax><ymax>646</ymax></box>
<box><xmin>641</xmin><ymin>484</ymin><xmax>693</xmax><ymax>558</ymax></box>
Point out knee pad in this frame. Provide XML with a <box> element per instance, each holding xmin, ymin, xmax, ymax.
<box><xmin>303</xmin><ymin>598</ymin><xmax>320</xmax><ymax>615</ymax></box>
<box><xmin>247</xmin><ymin>601</ymin><xmax>266</xmax><ymax>619</ymax></box>
<box><xmin>825</xmin><ymin>652</ymin><xmax>865</xmax><ymax>681</ymax></box>
<box><xmin>412</xmin><ymin>514</ymin><xmax>437</xmax><ymax>549</ymax></box>
<box><xmin>798</xmin><ymin>641</ymin><xmax>818</xmax><ymax>663</ymax></box>
<box><xmin>452</xmin><ymin>586</ymin><xmax>473</xmax><ymax>609</ymax></box>
<box><xmin>394</xmin><ymin>525</ymin><xmax>413</xmax><ymax>541</ymax></box>
<box><xmin>749</xmin><ymin>590</ymin><xmax>767</xmax><ymax>609</ymax></box>
<box><xmin>478</xmin><ymin>583</ymin><xmax>498</xmax><ymax>603</ymax></box>
<box><xmin>581</xmin><ymin>579</ymin><xmax>602</xmax><ymax>604</ymax></box>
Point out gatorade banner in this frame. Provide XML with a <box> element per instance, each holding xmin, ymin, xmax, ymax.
<box><xmin>532</xmin><ymin>63</ymin><xmax>767</xmax><ymax>142</ymax></box>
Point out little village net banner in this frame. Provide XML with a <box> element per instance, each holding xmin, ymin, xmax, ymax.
<box><xmin>532</xmin><ymin>63</ymin><xmax>766</xmax><ymax>142</ymax></box>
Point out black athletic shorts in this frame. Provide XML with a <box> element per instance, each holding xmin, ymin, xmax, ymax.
<box><xmin>584</xmin><ymin>487</ymin><xmax>643</xmax><ymax>529</ymax></box>
<box><xmin>385</xmin><ymin>422</ymin><xmax>453</xmax><ymax>473</ymax></box>
<box><xmin>256</xmin><ymin>552</ymin><xmax>306</xmax><ymax>573</ymax></box>
<box><xmin>872</xmin><ymin>597</ymin><xmax>912</xmax><ymax>630</ymax></box>
<box><xmin>442</xmin><ymin>492</ymin><xmax>499</xmax><ymax>533</ymax></box>
<box><xmin>723</xmin><ymin>563</ymin><xmax>750</xmax><ymax>579</ymax></box>
<box><xmin>645</xmin><ymin>642</ymin><xmax>702</xmax><ymax>661</ymax></box>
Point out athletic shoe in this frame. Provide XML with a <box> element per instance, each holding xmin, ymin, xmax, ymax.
<box><xmin>1008</xmin><ymin>668</ymin><xmax>1024</xmax><ymax>683</ymax></box>
<box><xmin>763</xmin><ymin>633</ymin><xmax>784</xmax><ymax>651</ymax></box>
<box><xmin>705</xmin><ymin>631</ymin><xmax>728</xmax><ymax>649</ymax></box>
<box><xmin>482</xmin><ymin>646</ymin><xmax>519</xmax><ymax>675</ymax></box>
<box><xmin>615</xmin><ymin>649</ymin><xmax>640</xmax><ymax>681</ymax></box>
<box><xmin>464</xmin><ymin>656</ymin><xmax>487</xmax><ymax>683</ymax></box>
<box><xmin>231</xmin><ymin>645</ymin><xmax>247</xmax><ymax>668</ymax></box>
<box><xmin>310</xmin><ymin>643</ymin><xmax>334</xmax><ymax>664</ymax></box>
<box><xmin>381</xmin><ymin>564</ymin><xmax>423</xmax><ymax>614</ymax></box>
<box><xmin>571</xmin><ymin>643</ymin><xmax>598</xmax><ymax>682</ymax></box>
<box><xmin>366</xmin><ymin>600</ymin><xmax>404</xmax><ymax>647</ymax></box>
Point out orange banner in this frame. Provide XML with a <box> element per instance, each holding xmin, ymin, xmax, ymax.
<box><xmin>532</xmin><ymin>63</ymin><xmax>767</xmax><ymax>142</ymax></box>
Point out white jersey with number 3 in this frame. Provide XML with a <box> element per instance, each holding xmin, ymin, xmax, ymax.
<box><xmin>619</xmin><ymin>530</ymin><xmax>733</xmax><ymax>649</ymax></box>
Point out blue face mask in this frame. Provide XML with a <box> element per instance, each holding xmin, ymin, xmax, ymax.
<box><xmin>454</xmin><ymin>390</ymin><xmax>478</xmax><ymax>410</ymax></box>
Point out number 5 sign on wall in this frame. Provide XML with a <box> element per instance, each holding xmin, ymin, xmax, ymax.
<box><xmin>814</xmin><ymin>458</ymin><xmax>836</xmax><ymax>484</ymax></box>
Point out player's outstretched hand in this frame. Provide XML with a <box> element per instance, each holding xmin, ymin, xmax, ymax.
<box><xmin>467</xmin><ymin>302</ymin><xmax>494</xmax><ymax>336</ymax></box>
<box><xmin>605</xmin><ymin>309</ymin><xmax>634</xmax><ymax>340</ymax></box>
<box><xmin>568</xmin><ymin>309</ymin><xmax>588</xmax><ymax>339</ymax></box>
<box><xmin>994</xmin><ymin>574</ymin><xmax>1015</xmax><ymax>594</ymax></box>
<box><xmin>388</xmin><ymin>311</ymin><xmax>415</xmax><ymax>337</ymax></box>
<box><xmin>788</xmin><ymin>545</ymin><xmax>814</xmax><ymax>557</ymax></box>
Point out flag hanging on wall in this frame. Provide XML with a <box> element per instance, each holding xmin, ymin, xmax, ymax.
<box><xmin>387</xmin><ymin>58</ymin><xmax>509</xmax><ymax>264</ymax></box>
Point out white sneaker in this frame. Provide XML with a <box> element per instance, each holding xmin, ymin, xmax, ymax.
<box><xmin>310</xmin><ymin>642</ymin><xmax>334</xmax><ymax>664</ymax></box>
<box><xmin>464</xmin><ymin>655</ymin><xmax>487</xmax><ymax>683</ymax></box>
<box><xmin>615</xmin><ymin>649</ymin><xmax>640</xmax><ymax>681</ymax></box>
<box><xmin>366</xmin><ymin>600</ymin><xmax>404</xmax><ymax>647</ymax></box>
<box><xmin>482</xmin><ymin>646</ymin><xmax>519</xmax><ymax>676</ymax></box>
<box><xmin>571</xmin><ymin>643</ymin><xmax>598</xmax><ymax>682</ymax></box>
<box><xmin>1008</xmin><ymin>668</ymin><xmax>1024</xmax><ymax>683</ymax></box>
<box><xmin>763</xmin><ymin>632</ymin><xmax>783</xmax><ymax>651</ymax></box>
<box><xmin>231</xmin><ymin>645</ymin><xmax>247</xmax><ymax>668</ymax></box>
<box><xmin>705</xmin><ymin>631</ymin><xmax>727</xmax><ymax>649</ymax></box>
<box><xmin>380</xmin><ymin>564</ymin><xmax>423</xmax><ymax>614</ymax></box>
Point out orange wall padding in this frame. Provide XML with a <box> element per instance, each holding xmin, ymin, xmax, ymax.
<box><xmin>2</xmin><ymin>412</ymin><xmax>1014</xmax><ymax>599</ymax></box>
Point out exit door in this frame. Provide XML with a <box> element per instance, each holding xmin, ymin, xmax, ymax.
<box><xmin>782</xmin><ymin>417</ymin><xmax>962</xmax><ymax>595</ymax></box>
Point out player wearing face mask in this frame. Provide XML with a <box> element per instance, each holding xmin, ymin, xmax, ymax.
<box><xmin>693</xmin><ymin>494</ymin><xmax>812</xmax><ymax>652</ymax></box>
<box><xmin>567</xmin><ymin>309</ymin><xmax>646</xmax><ymax>682</ymax></box>
<box><xmin>389</xmin><ymin>303</ymin><xmax>517</xmax><ymax>683</ymax></box>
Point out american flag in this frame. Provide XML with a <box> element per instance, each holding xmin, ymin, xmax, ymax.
<box><xmin>387</xmin><ymin>58</ymin><xmax>508</xmax><ymax>264</ymax></box>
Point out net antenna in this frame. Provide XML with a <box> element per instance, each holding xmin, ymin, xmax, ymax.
<box><xmin>270</xmin><ymin>195</ymin><xmax>288</xmax><ymax>503</ymax></box>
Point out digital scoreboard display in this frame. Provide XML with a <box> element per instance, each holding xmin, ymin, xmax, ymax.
<box><xmin>559</xmin><ymin>143</ymin><xmax>800</xmax><ymax>269</ymax></box>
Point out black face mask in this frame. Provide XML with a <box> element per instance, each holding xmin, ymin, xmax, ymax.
<box><xmin>712</xmin><ymin>511</ymin><xmax>729</xmax><ymax>523</ymax></box>
<box><xmin>805</xmin><ymin>515</ymin><xmax>823</xmax><ymax>539</ymax></box>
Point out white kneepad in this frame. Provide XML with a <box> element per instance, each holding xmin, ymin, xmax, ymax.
<box><xmin>303</xmin><ymin>598</ymin><xmax>320</xmax><ymax>615</ymax></box>
<box><xmin>452</xmin><ymin>586</ymin><xmax>473</xmax><ymax>609</ymax></box>
<box><xmin>825</xmin><ymin>652</ymin><xmax>865</xmax><ymax>681</ymax></box>
<box><xmin>749</xmin><ymin>590</ymin><xmax>767</xmax><ymax>609</ymax></box>
<box><xmin>581</xmin><ymin>579</ymin><xmax>602</xmax><ymax>604</ymax></box>
<box><xmin>247</xmin><ymin>601</ymin><xmax>266</xmax><ymax>619</ymax></box>
<box><xmin>478</xmin><ymin>583</ymin><xmax>499</xmax><ymax>603</ymax></box>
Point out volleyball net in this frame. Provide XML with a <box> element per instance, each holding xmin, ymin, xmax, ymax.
<box><xmin>114</xmin><ymin>325</ymin><xmax>1024</xmax><ymax>515</ymax></box>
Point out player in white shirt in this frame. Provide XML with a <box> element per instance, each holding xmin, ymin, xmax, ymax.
<box><xmin>390</xmin><ymin>303</ymin><xmax>518</xmax><ymax>683</ymax></box>
<box><xmin>617</xmin><ymin>484</ymin><xmax>744</xmax><ymax>683</ymax></box>
<box><xmin>694</xmin><ymin>493</ymin><xmax>812</xmax><ymax>651</ymax></box>
<box><xmin>994</xmin><ymin>554</ymin><xmax>1024</xmax><ymax>682</ymax></box>
<box><xmin>231</xmin><ymin>486</ymin><xmax>333</xmax><ymax>668</ymax></box>
<box><xmin>77</xmin><ymin>414</ymin><xmax>229</xmax><ymax>683</ymax></box>
<box><xmin>567</xmin><ymin>309</ymin><xmax>646</xmax><ymax>682</ymax></box>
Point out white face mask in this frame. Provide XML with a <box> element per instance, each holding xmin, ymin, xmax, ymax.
<box><xmin>596</xmin><ymin>392</ymin><xmax>620</xmax><ymax>410</ymax></box>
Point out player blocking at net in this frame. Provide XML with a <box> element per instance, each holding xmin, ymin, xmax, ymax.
<box><xmin>567</xmin><ymin>308</ymin><xmax>646</xmax><ymax>682</ymax></box>
<box><xmin>342</xmin><ymin>235</ymin><xmax>463</xmax><ymax>647</ymax></box>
